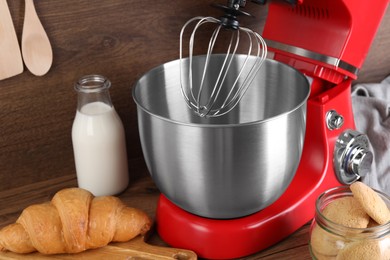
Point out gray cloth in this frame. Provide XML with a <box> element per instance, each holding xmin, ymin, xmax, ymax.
<box><xmin>352</xmin><ymin>76</ymin><xmax>390</xmax><ymax>195</ymax></box>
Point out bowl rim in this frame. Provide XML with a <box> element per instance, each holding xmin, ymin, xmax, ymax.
<box><xmin>132</xmin><ymin>55</ymin><xmax>311</xmax><ymax>128</ymax></box>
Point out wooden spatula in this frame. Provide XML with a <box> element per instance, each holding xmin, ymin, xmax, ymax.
<box><xmin>0</xmin><ymin>0</ymin><xmax>24</xmax><ymax>80</ymax></box>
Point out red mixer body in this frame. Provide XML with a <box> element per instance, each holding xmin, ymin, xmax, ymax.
<box><xmin>156</xmin><ymin>0</ymin><xmax>389</xmax><ymax>258</ymax></box>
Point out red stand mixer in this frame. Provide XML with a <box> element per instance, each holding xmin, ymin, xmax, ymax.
<box><xmin>139</xmin><ymin>0</ymin><xmax>389</xmax><ymax>258</ymax></box>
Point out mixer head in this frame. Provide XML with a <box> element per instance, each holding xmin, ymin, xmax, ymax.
<box><xmin>179</xmin><ymin>0</ymin><xmax>267</xmax><ymax>117</ymax></box>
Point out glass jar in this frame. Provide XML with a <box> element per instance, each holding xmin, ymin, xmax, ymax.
<box><xmin>72</xmin><ymin>75</ymin><xmax>129</xmax><ymax>196</ymax></box>
<box><xmin>309</xmin><ymin>185</ymin><xmax>390</xmax><ymax>260</ymax></box>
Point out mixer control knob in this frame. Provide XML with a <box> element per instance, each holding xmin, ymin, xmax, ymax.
<box><xmin>326</xmin><ymin>110</ymin><xmax>344</xmax><ymax>130</ymax></box>
<box><xmin>333</xmin><ymin>130</ymin><xmax>373</xmax><ymax>184</ymax></box>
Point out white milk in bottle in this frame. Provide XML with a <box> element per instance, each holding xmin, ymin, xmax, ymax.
<box><xmin>72</xmin><ymin>75</ymin><xmax>129</xmax><ymax>196</ymax></box>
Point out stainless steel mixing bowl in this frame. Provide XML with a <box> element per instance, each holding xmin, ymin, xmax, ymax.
<box><xmin>132</xmin><ymin>55</ymin><xmax>310</xmax><ymax>219</ymax></box>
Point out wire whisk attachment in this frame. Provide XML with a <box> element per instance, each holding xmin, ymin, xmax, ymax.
<box><xmin>179</xmin><ymin>0</ymin><xmax>267</xmax><ymax>117</ymax></box>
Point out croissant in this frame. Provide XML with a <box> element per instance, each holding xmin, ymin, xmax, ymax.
<box><xmin>0</xmin><ymin>187</ymin><xmax>152</xmax><ymax>254</ymax></box>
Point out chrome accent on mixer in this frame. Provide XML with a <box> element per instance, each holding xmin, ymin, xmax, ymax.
<box><xmin>333</xmin><ymin>130</ymin><xmax>373</xmax><ymax>184</ymax></box>
<box><xmin>265</xmin><ymin>39</ymin><xmax>359</xmax><ymax>76</ymax></box>
<box><xmin>326</xmin><ymin>110</ymin><xmax>344</xmax><ymax>130</ymax></box>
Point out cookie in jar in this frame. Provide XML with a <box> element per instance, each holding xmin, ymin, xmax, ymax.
<box><xmin>309</xmin><ymin>182</ymin><xmax>390</xmax><ymax>260</ymax></box>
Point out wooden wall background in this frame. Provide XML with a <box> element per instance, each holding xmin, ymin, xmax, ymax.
<box><xmin>1</xmin><ymin>1</ymin><xmax>390</xmax><ymax>193</ymax></box>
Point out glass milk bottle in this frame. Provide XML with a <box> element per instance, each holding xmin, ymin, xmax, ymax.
<box><xmin>72</xmin><ymin>75</ymin><xmax>129</xmax><ymax>196</ymax></box>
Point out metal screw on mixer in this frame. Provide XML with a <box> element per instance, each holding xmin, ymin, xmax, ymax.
<box><xmin>217</xmin><ymin>0</ymin><xmax>250</xmax><ymax>30</ymax></box>
<box><xmin>326</xmin><ymin>110</ymin><xmax>344</xmax><ymax>130</ymax></box>
<box><xmin>179</xmin><ymin>0</ymin><xmax>267</xmax><ymax>117</ymax></box>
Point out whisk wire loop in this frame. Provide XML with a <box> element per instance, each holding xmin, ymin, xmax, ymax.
<box><xmin>205</xmin><ymin>29</ymin><xmax>239</xmax><ymax>115</ymax></box>
<box><xmin>219</xmin><ymin>28</ymin><xmax>267</xmax><ymax>116</ymax></box>
<box><xmin>196</xmin><ymin>23</ymin><xmax>223</xmax><ymax>114</ymax></box>
<box><xmin>180</xmin><ymin>16</ymin><xmax>220</xmax><ymax>112</ymax></box>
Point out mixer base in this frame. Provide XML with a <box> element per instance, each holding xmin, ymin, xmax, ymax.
<box><xmin>156</xmin><ymin>192</ymin><xmax>314</xmax><ymax>259</ymax></box>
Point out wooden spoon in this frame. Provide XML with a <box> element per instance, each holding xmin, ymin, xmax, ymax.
<box><xmin>0</xmin><ymin>0</ymin><xmax>24</xmax><ymax>80</ymax></box>
<box><xmin>22</xmin><ymin>0</ymin><xmax>53</xmax><ymax>76</ymax></box>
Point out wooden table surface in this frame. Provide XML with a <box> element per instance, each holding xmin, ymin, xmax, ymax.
<box><xmin>0</xmin><ymin>173</ymin><xmax>312</xmax><ymax>259</ymax></box>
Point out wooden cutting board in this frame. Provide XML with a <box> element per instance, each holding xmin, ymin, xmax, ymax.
<box><xmin>0</xmin><ymin>0</ymin><xmax>24</xmax><ymax>80</ymax></box>
<box><xmin>0</xmin><ymin>235</ymin><xmax>197</xmax><ymax>259</ymax></box>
